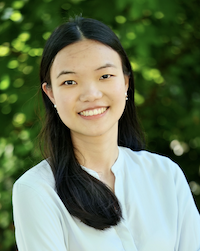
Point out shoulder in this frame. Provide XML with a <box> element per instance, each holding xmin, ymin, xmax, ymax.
<box><xmin>120</xmin><ymin>146</ymin><xmax>176</xmax><ymax>169</ymax></box>
<box><xmin>119</xmin><ymin>147</ymin><xmax>195</xmax><ymax>203</ymax></box>
<box><xmin>119</xmin><ymin>146</ymin><xmax>185</xmax><ymax>183</ymax></box>
<box><xmin>13</xmin><ymin>160</ymin><xmax>55</xmax><ymax>195</ymax></box>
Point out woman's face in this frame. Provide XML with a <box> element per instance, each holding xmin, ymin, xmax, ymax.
<box><xmin>43</xmin><ymin>39</ymin><xmax>129</xmax><ymax>140</ymax></box>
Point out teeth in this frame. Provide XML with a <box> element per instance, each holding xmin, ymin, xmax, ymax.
<box><xmin>80</xmin><ymin>107</ymin><xmax>107</xmax><ymax>116</ymax></box>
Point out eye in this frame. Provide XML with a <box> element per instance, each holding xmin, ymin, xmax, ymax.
<box><xmin>63</xmin><ymin>80</ymin><xmax>77</xmax><ymax>85</ymax></box>
<box><xmin>100</xmin><ymin>74</ymin><xmax>112</xmax><ymax>80</ymax></box>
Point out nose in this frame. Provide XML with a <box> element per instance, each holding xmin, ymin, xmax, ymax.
<box><xmin>79</xmin><ymin>84</ymin><xmax>103</xmax><ymax>102</ymax></box>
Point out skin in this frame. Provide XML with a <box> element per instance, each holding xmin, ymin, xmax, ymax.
<box><xmin>42</xmin><ymin>39</ymin><xmax>129</xmax><ymax>191</ymax></box>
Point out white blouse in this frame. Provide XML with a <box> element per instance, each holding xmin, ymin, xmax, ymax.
<box><xmin>12</xmin><ymin>147</ymin><xmax>200</xmax><ymax>251</ymax></box>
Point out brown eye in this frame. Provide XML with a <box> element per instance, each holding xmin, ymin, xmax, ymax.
<box><xmin>64</xmin><ymin>80</ymin><xmax>77</xmax><ymax>85</ymax></box>
<box><xmin>100</xmin><ymin>74</ymin><xmax>111</xmax><ymax>79</ymax></box>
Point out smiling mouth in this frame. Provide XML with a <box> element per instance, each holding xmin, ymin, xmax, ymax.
<box><xmin>79</xmin><ymin>107</ymin><xmax>108</xmax><ymax>117</ymax></box>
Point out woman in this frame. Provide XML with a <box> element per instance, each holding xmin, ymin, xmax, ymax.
<box><xmin>12</xmin><ymin>17</ymin><xmax>200</xmax><ymax>251</ymax></box>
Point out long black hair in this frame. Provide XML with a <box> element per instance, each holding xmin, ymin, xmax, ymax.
<box><xmin>39</xmin><ymin>16</ymin><xmax>144</xmax><ymax>230</ymax></box>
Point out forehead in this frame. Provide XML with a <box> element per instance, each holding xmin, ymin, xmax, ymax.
<box><xmin>51</xmin><ymin>39</ymin><xmax>122</xmax><ymax>74</ymax></box>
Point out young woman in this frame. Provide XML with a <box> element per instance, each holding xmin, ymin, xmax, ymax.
<box><xmin>12</xmin><ymin>17</ymin><xmax>200</xmax><ymax>251</ymax></box>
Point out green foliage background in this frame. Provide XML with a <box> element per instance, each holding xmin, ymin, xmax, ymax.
<box><xmin>0</xmin><ymin>0</ymin><xmax>200</xmax><ymax>250</ymax></box>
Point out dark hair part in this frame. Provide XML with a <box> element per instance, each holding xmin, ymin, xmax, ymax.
<box><xmin>40</xmin><ymin>17</ymin><xmax>144</xmax><ymax>230</ymax></box>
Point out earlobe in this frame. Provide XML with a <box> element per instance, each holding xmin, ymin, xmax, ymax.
<box><xmin>124</xmin><ymin>75</ymin><xmax>129</xmax><ymax>92</ymax></box>
<box><xmin>42</xmin><ymin>82</ymin><xmax>55</xmax><ymax>104</ymax></box>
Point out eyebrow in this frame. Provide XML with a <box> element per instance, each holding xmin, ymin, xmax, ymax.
<box><xmin>95</xmin><ymin>63</ymin><xmax>117</xmax><ymax>71</ymax></box>
<box><xmin>57</xmin><ymin>71</ymin><xmax>75</xmax><ymax>79</ymax></box>
<box><xmin>56</xmin><ymin>63</ymin><xmax>117</xmax><ymax>78</ymax></box>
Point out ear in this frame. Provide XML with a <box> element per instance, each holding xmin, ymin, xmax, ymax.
<box><xmin>42</xmin><ymin>82</ymin><xmax>55</xmax><ymax>104</ymax></box>
<box><xmin>124</xmin><ymin>75</ymin><xmax>129</xmax><ymax>92</ymax></box>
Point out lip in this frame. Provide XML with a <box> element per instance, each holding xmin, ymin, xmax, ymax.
<box><xmin>78</xmin><ymin>106</ymin><xmax>108</xmax><ymax>113</ymax></box>
<box><xmin>78</xmin><ymin>106</ymin><xmax>109</xmax><ymax>120</ymax></box>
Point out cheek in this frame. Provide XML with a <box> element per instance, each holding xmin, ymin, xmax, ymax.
<box><xmin>111</xmin><ymin>79</ymin><xmax>126</xmax><ymax>100</ymax></box>
<box><xmin>54</xmin><ymin>89</ymin><xmax>72</xmax><ymax>106</ymax></box>
<box><xmin>54</xmin><ymin>90</ymin><xmax>74</xmax><ymax>117</ymax></box>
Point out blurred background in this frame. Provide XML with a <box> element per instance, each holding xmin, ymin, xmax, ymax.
<box><xmin>0</xmin><ymin>0</ymin><xmax>200</xmax><ymax>250</ymax></box>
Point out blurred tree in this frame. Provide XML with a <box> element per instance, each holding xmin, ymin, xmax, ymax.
<box><xmin>0</xmin><ymin>0</ymin><xmax>199</xmax><ymax>250</ymax></box>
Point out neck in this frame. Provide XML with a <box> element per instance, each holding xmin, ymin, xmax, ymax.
<box><xmin>71</xmin><ymin>127</ymin><xmax>119</xmax><ymax>176</ymax></box>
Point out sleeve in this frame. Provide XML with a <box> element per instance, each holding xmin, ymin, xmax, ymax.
<box><xmin>12</xmin><ymin>182</ymin><xmax>68</xmax><ymax>251</ymax></box>
<box><xmin>172</xmin><ymin>162</ymin><xmax>200</xmax><ymax>251</ymax></box>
